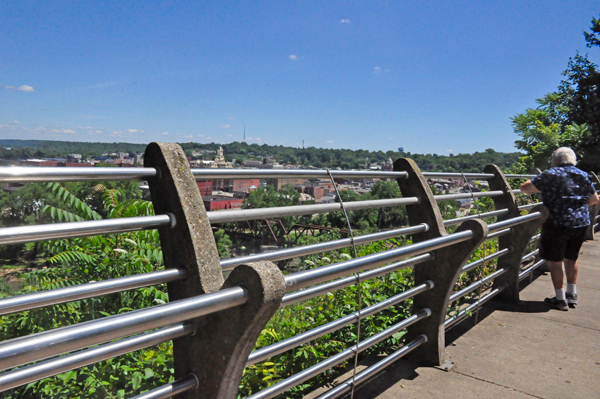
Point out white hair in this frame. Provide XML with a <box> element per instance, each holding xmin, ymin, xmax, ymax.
<box><xmin>551</xmin><ymin>147</ymin><xmax>577</xmax><ymax>167</ymax></box>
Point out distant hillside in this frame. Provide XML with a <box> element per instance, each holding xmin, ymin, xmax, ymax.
<box><xmin>0</xmin><ymin>140</ymin><xmax>147</xmax><ymax>158</ymax></box>
<box><xmin>0</xmin><ymin>139</ymin><xmax>522</xmax><ymax>172</ymax></box>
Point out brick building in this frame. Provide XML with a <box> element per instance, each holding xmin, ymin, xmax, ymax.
<box><xmin>202</xmin><ymin>195</ymin><xmax>243</xmax><ymax>211</ymax></box>
<box><xmin>197</xmin><ymin>180</ymin><xmax>213</xmax><ymax>196</ymax></box>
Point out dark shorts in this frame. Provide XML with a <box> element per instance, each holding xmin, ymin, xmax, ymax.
<box><xmin>539</xmin><ymin>224</ymin><xmax>588</xmax><ymax>262</ymax></box>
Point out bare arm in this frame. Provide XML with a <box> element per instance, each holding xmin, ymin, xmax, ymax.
<box><xmin>589</xmin><ymin>192</ymin><xmax>599</xmax><ymax>206</ymax></box>
<box><xmin>520</xmin><ymin>180</ymin><xmax>540</xmax><ymax>195</ymax></box>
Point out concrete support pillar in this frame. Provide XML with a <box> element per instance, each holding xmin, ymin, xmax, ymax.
<box><xmin>144</xmin><ymin>143</ymin><xmax>286</xmax><ymax>399</ymax></box>
<box><xmin>394</xmin><ymin>159</ymin><xmax>488</xmax><ymax>366</ymax></box>
<box><xmin>484</xmin><ymin>165</ymin><xmax>547</xmax><ymax>303</ymax></box>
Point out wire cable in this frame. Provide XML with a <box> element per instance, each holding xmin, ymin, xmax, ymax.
<box><xmin>326</xmin><ymin>170</ymin><xmax>361</xmax><ymax>399</ymax></box>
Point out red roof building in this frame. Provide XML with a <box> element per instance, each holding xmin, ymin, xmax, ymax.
<box><xmin>202</xmin><ymin>195</ymin><xmax>243</xmax><ymax>211</ymax></box>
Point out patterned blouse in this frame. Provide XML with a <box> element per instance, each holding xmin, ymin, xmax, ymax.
<box><xmin>531</xmin><ymin>165</ymin><xmax>597</xmax><ymax>228</ymax></box>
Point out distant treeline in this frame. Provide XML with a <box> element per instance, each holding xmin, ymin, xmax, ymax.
<box><xmin>0</xmin><ymin>139</ymin><xmax>522</xmax><ymax>172</ymax></box>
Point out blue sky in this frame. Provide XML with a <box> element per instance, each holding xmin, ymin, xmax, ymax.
<box><xmin>1</xmin><ymin>1</ymin><xmax>598</xmax><ymax>154</ymax></box>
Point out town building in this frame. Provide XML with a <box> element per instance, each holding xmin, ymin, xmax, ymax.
<box><xmin>202</xmin><ymin>195</ymin><xmax>243</xmax><ymax>211</ymax></box>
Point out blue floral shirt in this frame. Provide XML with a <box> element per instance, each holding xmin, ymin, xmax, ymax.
<box><xmin>531</xmin><ymin>165</ymin><xmax>597</xmax><ymax>228</ymax></box>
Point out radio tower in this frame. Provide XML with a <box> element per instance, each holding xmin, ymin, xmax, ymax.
<box><xmin>302</xmin><ymin>140</ymin><xmax>304</xmax><ymax>149</ymax></box>
<box><xmin>243</xmin><ymin>126</ymin><xmax>246</xmax><ymax>142</ymax></box>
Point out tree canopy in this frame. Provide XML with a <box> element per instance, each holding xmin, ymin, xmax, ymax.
<box><xmin>512</xmin><ymin>15</ymin><xmax>600</xmax><ymax>172</ymax></box>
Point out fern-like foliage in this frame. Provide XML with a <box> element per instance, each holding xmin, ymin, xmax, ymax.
<box><xmin>42</xmin><ymin>182</ymin><xmax>102</xmax><ymax>221</ymax></box>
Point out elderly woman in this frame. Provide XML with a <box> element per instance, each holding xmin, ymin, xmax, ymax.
<box><xmin>520</xmin><ymin>147</ymin><xmax>599</xmax><ymax>311</ymax></box>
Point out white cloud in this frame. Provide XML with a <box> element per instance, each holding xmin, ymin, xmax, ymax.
<box><xmin>447</xmin><ymin>149</ymin><xmax>454</xmax><ymax>153</ymax></box>
<box><xmin>373</xmin><ymin>67</ymin><xmax>390</xmax><ymax>74</ymax></box>
<box><xmin>52</xmin><ymin>128</ymin><xmax>77</xmax><ymax>134</ymax></box>
<box><xmin>255</xmin><ymin>137</ymin><xmax>262</xmax><ymax>142</ymax></box>
<box><xmin>216</xmin><ymin>124</ymin><xmax>231</xmax><ymax>129</ymax></box>
<box><xmin>2</xmin><ymin>85</ymin><xmax>34</xmax><ymax>92</ymax></box>
<box><xmin>228</xmin><ymin>117</ymin><xmax>234</xmax><ymax>120</ymax></box>
<box><xmin>198</xmin><ymin>134</ymin><xmax>204</xmax><ymax>137</ymax></box>
<box><xmin>95</xmin><ymin>130</ymin><xmax>103</xmax><ymax>133</ymax></box>
<box><xmin>340</xmin><ymin>19</ymin><xmax>351</xmax><ymax>23</ymax></box>
<box><xmin>12</xmin><ymin>121</ymin><xmax>19</xmax><ymax>124</ymax></box>
<box><xmin>388</xmin><ymin>137</ymin><xmax>393</xmax><ymax>141</ymax></box>
<box><xmin>326</xmin><ymin>140</ymin><xmax>333</xmax><ymax>144</ymax></box>
<box><xmin>161</xmin><ymin>132</ymin><xmax>169</xmax><ymax>135</ymax></box>
<box><xmin>289</xmin><ymin>55</ymin><xmax>298</xmax><ymax>60</ymax></box>
<box><xmin>128</xmin><ymin>129</ymin><xmax>138</xmax><ymax>133</ymax></box>
<box><xmin>17</xmin><ymin>85</ymin><xmax>34</xmax><ymax>92</ymax></box>
<box><xmin>185</xmin><ymin>135</ymin><xmax>193</xmax><ymax>139</ymax></box>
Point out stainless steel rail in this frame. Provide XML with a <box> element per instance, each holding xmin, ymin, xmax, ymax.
<box><xmin>207</xmin><ymin>191</ymin><xmax>508</xmax><ymax>225</ymax></box>
<box><xmin>461</xmin><ymin>248</ymin><xmax>511</xmax><ymax>273</ymax></box>
<box><xmin>0</xmin><ymin>167</ymin><xmax>158</xmax><ymax>183</ymax></box>
<box><xmin>487</xmin><ymin>212</ymin><xmax>542</xmax><ymax>232</ymax></box>
<box><xmin>0</xmin><ymin>268</ymin><xmax>186</xmax><ymax>316</ymax></box>
<box><xmin>504</xmin><ymin>174</ymin><xmax>538</xmax><ymax>179</ymax></box>
<box><xmin>130</xmin><ymin>374</ymin><xmax>199</xmax><ymax>399</ymax></box>
<box><xmin>248</xmin><ymin>282</ymin><xmax>433</xmax><ymax>366</ymax></box>
<box><xmin>0</xmin><ymin>193</ymin><xmax>538</xmax><ymax>248</ymax></box>
<box><xmin>0</xmin><ymin>167</ymin><xmax>411</xmax><ymax>183</ymax></box>
<box><xmin>449</xmin><ymin>268</ymin><xmax>507</xmax><ymax>303</ymax></box>
<box><xmin>0</xmin><ymin>214</ymin><xmax>174</xmax><ymax>245</ymax></box>
<box><xmin>444</xmin><ymin>209</ymin><xmax>509</xmax><ymax>227</ymax></box>
<box><xmin>281</xmin><ymin>254</ymin><xmax>432</xmax><ymax>306</ymax></box>
<box><xmin>530</xmin><ymin>233</ymin><xmax>541</xmax><ymax>241</ymax></box>
<box><xmin>191</xmin><ymin>169</ymin><xmax>409</xmax><ymax>180</ymax></box>
<box><xmin>522</xmin><ymin>249</ymin><xmax>539</xmax><ymax>262</ymax></box>
<box><xmin>246</xmin><ymin>309</ymin><xmax>431</xmax><ymax>399</ymax></box>
<box><xmin>422</xmin><ymin>172</ymin><xmax>495</xmax><ymax>179</ymax></box>
<box><xmin>442</xmin><ymin>201</ymin><xmax>542</xmax><ymax>229</ymax></box>
<box><xmin>284</xmin><ymin>230</ymin><xmax>474</xmax><ymax>292</ymax></box>
<box><xmin>0</xmin><ymin>323</ymin><xmax>194</xmax><ymax>392</ymax></box>
<box><xmin>220</xmin><ymin>224</ymin><xmax>429</xmax><ymax>271</ymax></box>
<box><xmin>0</xmin><ymin>167</ymin><xmax>536</xmax><ymax>184</ymax></box>
<box><xmin>0</xmin><ymin>287</ymin><xmax>248</xmax><ymax>371</ymax></box>
<box><xmin>206</xmin><ymin>197</ymin><xmax>419</xmax><ymax>224</ymax></box>
<box><xmin>314</xmin><ymin>335</ymin><xmax>427</xmax><ymax>399</ymax></box>
<box><xmin>487</xmin><ymin>227</ymin><xmax>512</xmax><ymax>239</ymax></box>
<box><xmin>445</xmin><ymin>284</ymin><xmax>507</xmax><ymax>330</ymax></box>
<box><xmin>433</xmin><ymin>191</ymin><xmax>504</xmax><ymax>201</ymax></box>
<box><xmin>519</xmin><ymin>259</ymin><xmax>546</xmax><ymax>280</ymax></box>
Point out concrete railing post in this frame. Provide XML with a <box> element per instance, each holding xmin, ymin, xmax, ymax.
<box><xmin>394</xmin><ymin>159</ymin><xmax>488</xmax><ymax>366</ymax></box>
<box><xmin>484</xmin><ymin>165</ymin><xmax>547</xmax><ymax>303</ymax></box>
<box><xmin>586</xmin><ymin>172</ymin><xmax>600</xmax><ymax>240</ymax></box>
<box><xmin>144</xmin><ymin>143</ymin><xmax>286</xmax><ymax>399</ymax></box>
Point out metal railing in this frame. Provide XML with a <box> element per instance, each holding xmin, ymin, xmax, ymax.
<box><xmin>0</xmin><ymin>148</ymin><xmax>566</xmax><ymax>399</ymax></box>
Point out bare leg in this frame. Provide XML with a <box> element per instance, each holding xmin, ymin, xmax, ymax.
<box><xmin>547</xmin><ymin>260</ymin><xmax>564</xmax><ymax>289</ymax></box>
<box><xmin>563</xmin><ymin>258</ymin><xmax>578</xmax><ymax>285</ymax></box>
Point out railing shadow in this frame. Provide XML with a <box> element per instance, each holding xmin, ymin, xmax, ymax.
<box><xmin>335</xmin><ymin>268</ymin><xmax>550</xmax><ymax>399</ymax></box>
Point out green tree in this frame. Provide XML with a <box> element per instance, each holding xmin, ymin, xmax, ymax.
<box><xmin>371</xmin><ymin>181</ymin><xmax>408</xmax><ymax>229</ymax></box>
<box><xmin>512</xmin><ymin>15</ymin><xmax>600</xmax><ymax>172</ymax></box>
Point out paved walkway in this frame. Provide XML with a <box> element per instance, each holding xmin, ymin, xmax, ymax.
<box><xmin>341</xmin><ymin>235</ymin><xmax>600</xmax><ymax>399</ymax></box>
